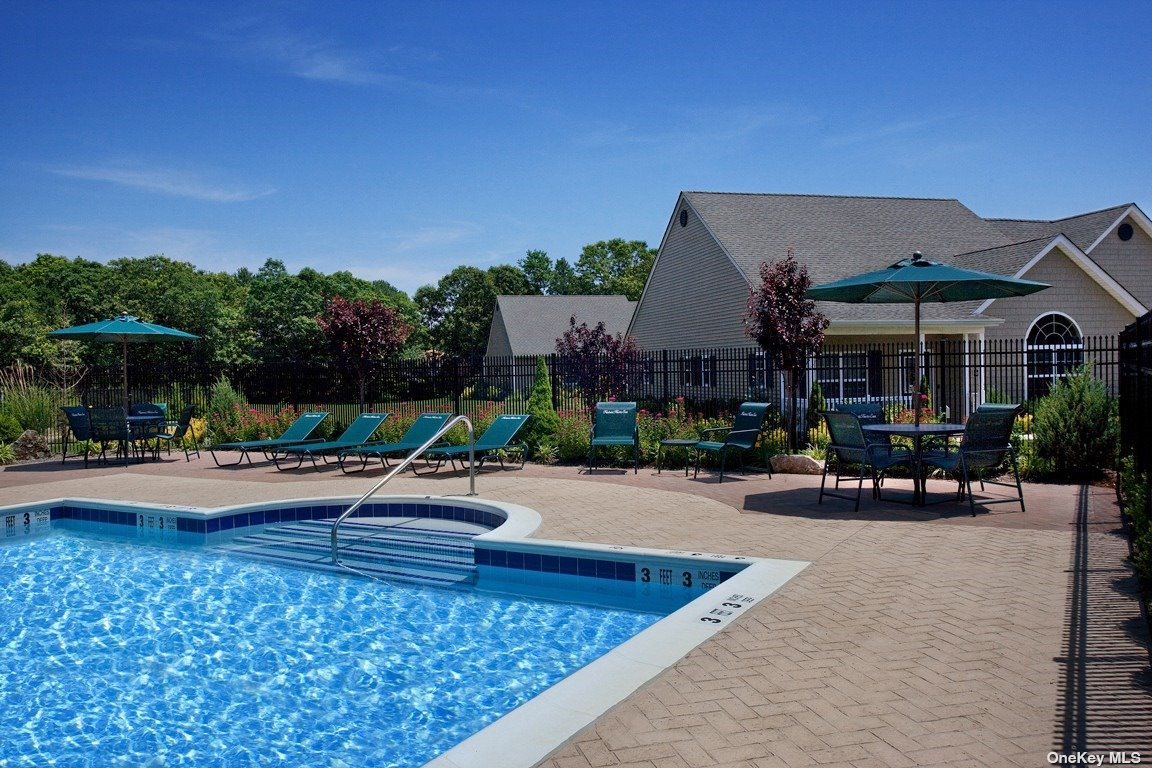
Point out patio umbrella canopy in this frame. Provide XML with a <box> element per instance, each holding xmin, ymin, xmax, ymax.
<box><xmin>804</xmin><ymin>253</ymin><xmax>1049</xmax><ymax>424</ymax></box>
<box><xmin>47</xmin><ymin>312</ymin><xmax>200</xmax><ymax>412</ymax></box>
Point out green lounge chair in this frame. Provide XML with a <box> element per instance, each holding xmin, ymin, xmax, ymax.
<box><xmin>921</xmin><ymin>405</ymin><xmax>1024</xmax><ymax>516</ymax></box>
<box><xmin>210</xmin><ymin>411</ymin><xmax>329</xmax><ymax>467</ymax></box>
<box><xmin>694</xmin><ymin>402</ymin><xmax>774</xmax><ymax>483</ymax></box>
<box><xmin>272</xmin><ymin>412</ymin><xmax>391</xmax><ymax>471</ymax></box>
<box><xmin>818</xmin><ymin>411</ymin><xmax>914</xmax><ymax>512</ymax></box>
<box><xmin>587</xmin><ymin>402</ymin><xmax>639</xmax><ymax>473</ymax></box>
<box><xmin>413</xmin><ymin>413</ymin><xmax>530</xmax><ymax>474</ymax></box>
<box><xmin>338</xmin><ymin>412</ymin><xmax>453</xmax><ymax>474</ymax></box>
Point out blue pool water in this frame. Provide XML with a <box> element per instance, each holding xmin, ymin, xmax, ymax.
<box><xmin>0</xmin><ymin>531</ymin><xmax>661</xmax><ymax>767</ymax></box>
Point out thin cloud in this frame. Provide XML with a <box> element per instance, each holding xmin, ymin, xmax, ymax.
<box><xmin>385</xmin><ymin>222</ymin><xmax>483</xmax><ymax>252</ymax></box>
<box><xmin>205</xmin><ymin>16</ymin><xmax>488</xmax><ymax>98</ymax></box>
<box><xmin>48</xmin><ymin>163</ymin><xmax>275</xmax><ymax>202</ymax></box>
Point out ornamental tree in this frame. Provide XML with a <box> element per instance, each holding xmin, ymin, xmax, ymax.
<box><xmin>556</xmin><ymin>316</ymin><xmax>642</xmax><ymax>411</ymax></box>
<box><xmin>317</xmin><ymin>295</ymin><xmax>411</xmax><ymax>408</ymax></box>
<box><xmin>743</xmin><ymin>253</ymin><xmax>829</xmax><ymax>451</ymax></box>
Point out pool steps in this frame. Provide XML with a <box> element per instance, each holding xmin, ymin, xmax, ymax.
<box><xmin>212</xmin><ymin>519</ymin><xmax>478</xmax><ymax>587</ymax></box>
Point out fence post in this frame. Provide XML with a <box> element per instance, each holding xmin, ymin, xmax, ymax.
<box><xmin>549</xmin><ymin>353</ymin><xmax>560</xmax><ymax>410</ymax></box>
<box><xmin>453</xmin><ymin>358</ymin><xmax>463</xmax><ymax>416</ymax></box>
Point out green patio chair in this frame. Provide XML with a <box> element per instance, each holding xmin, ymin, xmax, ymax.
<box><xmin>272</xmin><ymin>412</ymin><xmax>391</xmax><ymax>471</ymax></box>
<box><xmin>209</xmin><ymin>411</ymin><xmax>329</xmax><ymax>467</ymax></box>
<box><xmin>694</xmin><ymin>402</ymin><xmax>773</xmax><ymax>483</ymax></box>
<box><xmin>818</xmin><ymin>411</ymin><xmax>914</xmax><ymax>512</ymax></box>
<box><xmin>138</xmin><ymin>404</ymin><xmax>201</xmax><ymax>461</ymax></box>
<box><xmin>922</xmin><ymin>405</ymin><xmax>1024</xmax><ymax>516</ymax></box>
<box><xmin>835</xmin><ymin>400</ymin><xmax>905</xmax><ymax>456</ymax></box>
<box><xmin>61</xmin><ymin>406</ymin><xmax>94</xmax><ymax>467</ymax></box>
<box><xmin>89</xmin><ymin>406</ymin><xmax>130</xmax><ymax>465</ymax></box>
<box><xmin>976</xmin><ymin>402</ymin><xmax>1021</xmax><ymax>414</ymax></box>
<box><xmin>337</xmin><ymin>412</ymin><xmax>453</xmax><ymax>474</ymax></box>
<box><xmin>587</xmin><ymin>402</ymin><xmax>639</xmax><ymax>473</ymax></box>
<box><xmin>413</xmin><ymin>413</ymin><xmax>530</xmax><ymax>474</ymax></box>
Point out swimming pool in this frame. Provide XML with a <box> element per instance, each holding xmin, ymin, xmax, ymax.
<box><xmin>0</xmin><ymin>496</ymin><xmax>808</xmax><ymax>767</ymax></box>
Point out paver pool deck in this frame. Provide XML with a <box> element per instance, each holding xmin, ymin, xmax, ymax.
<box><xmin>2</xmin><ymin>455</ymin><xmax>1150</xmax><ymax>766</ymax></box>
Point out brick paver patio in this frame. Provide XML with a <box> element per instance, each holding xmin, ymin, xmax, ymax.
<box><xmin>2</xmin><ymin>455</ymin><xmax>1149</xmax><ymax>766</ymax></box>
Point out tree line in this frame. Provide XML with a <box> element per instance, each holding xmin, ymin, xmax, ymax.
<box><xmin>0</xmin><ymin>239</ymin><xmax>657</xmax><ymax>374</ymax></box>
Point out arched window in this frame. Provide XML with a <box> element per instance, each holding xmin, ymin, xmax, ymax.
<box><xmin>1026</xmin><ymin>313</ymin><xmax>1083</xmax><ymax>399</ymax></box>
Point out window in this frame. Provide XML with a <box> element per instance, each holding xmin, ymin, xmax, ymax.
<box><xmin>816</xmin><ymin>352</ymin><xmax>869</xmax><ymax>400</ymax></box>
<box><xmin>1026</xmin><ymin>313</ymin><xmax>1083</xmax><ymax>399</ymax></box>
<box><xmin>681</xmin><ymin>354</ymin><xmax>715</xmax><ymax>387</ymax></box>
<box><xmin>747</xmin><ymin>352</ymin><xmax>772</xmax><ymax>394</ymax></box>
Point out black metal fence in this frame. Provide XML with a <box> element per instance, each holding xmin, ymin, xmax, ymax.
<box><xmin>63</xmin><ymin>336</ymin><xmax>1120</xmax><ymax>433</ymax></box>
<box><xmin>1120</xmin><ymin>313</ymin><xmax>1152</xmax><ymax>482</ymax></box>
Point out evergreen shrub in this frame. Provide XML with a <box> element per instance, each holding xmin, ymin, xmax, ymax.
<box><xmin>1032</xmin><ymin>363</ymin><xmax>1118</xmax><ymax>481</ymax></box>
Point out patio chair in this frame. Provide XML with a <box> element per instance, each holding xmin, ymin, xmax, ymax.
<box><xmin>138</xmin><ymin>404</ymin><xmax>201</xmax><ymax>461</ymax></box>
<box><xmin>61</xmin><ymin>406</ymin><xmax>94</xmax><ymax>466</ymax></box>
<box><xmin>129</xmin><ymin>403</ymin><xmax>167</xmax><ymax>460</ymax></box>
<box><xmin>272</xmin><ymin>412</ymin><xmax>391</xmax><ymax>471</ymax></box>
<box><xmin>413</xmin><ymin>413</ymin><xmax>530</xmax><ymax>474</ymax></box>
<box><xmin>921</xmin><ymin>405</ymin><xmax>1024</xmax><ymax>516</ymax></box>
<box><xmin>834</xmin><ymin>401</ymin><xmax>885</xmax><ymax>427</ymax></box>
<box><xmin>835</xmin><ymin>400</ymin><xmax>908</xmax><ymax>460</ymax></box>
<box><xmin>209</xmin><ymin>411</ymin><xmax>329</xmax><ymax>467</ymax></box>
<box><xmin>587</xmin><ymin>402</ymin><xmax>639</xmax><ymax>473</ymax></box>
<box><xmin>337</xmin><ymin>412</ymin><xmax>453</xmax><ymax>474</ymax></box>
<box><xmin>976</xmin><ymin>402</ymin><xmax>1021</xmax><ymax>414</ymax></box>
<box><xmin>818</xmin><ymin>411</ymin><xmax>914</xmax><ymax>512</ymax></box>
<box><xmin>89</xmin><ymin>406</ymin><xmax>130</xmax><ymax>465</ymax></box>
<box><xmin>694</xmin><ymin>402</ymin><xmax>774</xmax><ymax>483</ymax></box>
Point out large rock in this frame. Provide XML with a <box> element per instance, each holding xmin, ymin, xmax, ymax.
<box><xmin>13</xmin><ymin>430</ymin><xmax>52</xmax><ymax>461</ymax></box>
<box><xmin>770</xmin><ymin>453</ymin><xmax>823</xmax><ymax>475</ymax></box>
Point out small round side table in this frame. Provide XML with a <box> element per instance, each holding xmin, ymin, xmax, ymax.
<box><xmin>657</xmin><ymin>439</ymin><xmax>698</xmax><ymax>476</ymax></box>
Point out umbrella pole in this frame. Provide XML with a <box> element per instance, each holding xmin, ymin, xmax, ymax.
<box><xmin>122</xmin><ymin>340</ymin><xmax>130</xmax><ymax>414</ymax></box>
<box><xmin>914</xmin><ymin>300</ymin><xmax>922</xmax><ymax>427</ymax></box>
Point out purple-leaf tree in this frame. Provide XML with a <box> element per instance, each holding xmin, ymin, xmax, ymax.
<box><xmin>743</xmin><ymin>253</ymin><xmax>829</xmax><ymax>451</ymax></box>
<box><xmin>317</xmin><ymin>296</ymin><xmax>412</xmax><ymax>408</ymax></box>
<box><xmin>556</xmin><ymin>316</ymin><xmax>642</xmax><ymax>411</ymax></box>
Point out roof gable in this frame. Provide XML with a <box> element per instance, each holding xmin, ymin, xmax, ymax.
<box><xmin>488</xmin><ymin>295</ymin><xmax>637</xmax><ymax>356</ymax></box>
<box><xmin>986</xmin><ymin>204</ymin><xmax>1132</xmax><ymax>252</ymax></box>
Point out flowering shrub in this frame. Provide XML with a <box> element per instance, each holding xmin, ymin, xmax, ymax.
<box><xmin>208</xmin><ymin>405</ymin><xmax>300</xmax><ymax>444</ymax></box>
<box><xmin>553</xmin><ymin>409</ymin><xmax>593</xmax><ymax>463</ymax></box>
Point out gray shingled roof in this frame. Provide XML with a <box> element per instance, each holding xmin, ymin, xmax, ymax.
<box><xmin>682</xmin><ymin>192</ymin><xmax>1012</xmax><ymax>287</ymax></box>
<box><xmin>986</xmin><ymin>204</ymin><xmax>1130</xmax><ymax>252</ymax></box>
<box><xmin>491</xmin><ymin>295</ymin><xmax>636</xmax><ymax>356</ymax></box>
<box><xmin>680</xmin><ymin>193</ymin><xmax>1135</xmax><ymax>326</ymax></box>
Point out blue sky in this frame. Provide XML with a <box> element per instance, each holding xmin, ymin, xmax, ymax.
<box><xmin>2</xmin><ymin>1</ymin><xmax>1149</xmax><ymax>297</ymax></box>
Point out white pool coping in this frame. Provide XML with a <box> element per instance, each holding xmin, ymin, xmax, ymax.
<box><xmin>427</xmin><ymin>552</ymin><xmax>809</xmax><ymax>768</ymax></box>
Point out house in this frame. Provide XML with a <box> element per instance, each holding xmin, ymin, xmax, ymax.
<box><xmin>483</xmin><ymin>294</ymin><xmax>636</xmax><ymax>392</ymax></box>
<box><xmin>629</xmin><ymin>192</ymin><xmax>1150</xmax><ymax>415</ymax></box>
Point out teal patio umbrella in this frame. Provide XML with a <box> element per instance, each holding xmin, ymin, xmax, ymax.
<box><xmin>48</xmin><ymin>312</ymin><xmax>199</xmax><ymax>412</ymax></box>
<box><xmin>805</xmin><ymin>253</ymin><xmax>1049</xmax><ymax>424</ymax></box>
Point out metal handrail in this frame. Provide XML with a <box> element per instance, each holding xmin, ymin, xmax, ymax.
<box><xmin>330</xmin><ymin>414</ymin><xmax>475</xmax><ymax>564</ymax></box>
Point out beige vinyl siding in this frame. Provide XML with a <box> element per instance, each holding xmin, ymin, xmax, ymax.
<box><xmin>1085</xmin><ymin>217</ymin><xmax>1152</xmax><ymax>306</ymax></box>
<box><xmin>984</xmin><ymin>247</ymin><xmax>1136</xmax><ymax>340</ymax></box>
<box><xmin>630</xmin><ymin>204</ymin><xmax>752</xmax><ymax>350</ymax></box>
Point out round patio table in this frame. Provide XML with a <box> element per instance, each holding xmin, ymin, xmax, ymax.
<box><xmin>657</xmin><ymin>439</ymin><xmax>698</xmax><ymax>476</ymax></box>
<box><xmin>862</xmin><ymin>423</ymin><xmax>966</xmax><ymax>505</ymax></box>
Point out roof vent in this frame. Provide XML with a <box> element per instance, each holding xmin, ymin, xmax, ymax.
<box><xmin>679</xmin><ymin>209</ymin><xmax>688</xmax><ymax>227</ymax></box>
<box><xmin>1118</xmin><ymin>222</ymin><xmax>1134</xmax><ymax>241</ymax></box>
